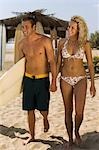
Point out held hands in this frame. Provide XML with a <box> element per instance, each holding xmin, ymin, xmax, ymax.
<box><xmin>49</xmin><ymin>82</ymin><xmax>57</xmax><ymax>92</ymax></box>
<box><xmin>90</xmin><ymin>85</ymin><xmax>96</xmax><ymax>97</ymax></box>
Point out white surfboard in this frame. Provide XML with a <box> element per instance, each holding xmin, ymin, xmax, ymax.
<box><xmin>14</xmin><ymin>23</ymin><xmax>24</xmax><ymax>63</ymax></box>
<box><xmin>0</xmin><ymin>24</ymin><xmax>6</xmax><ymax>70</ymax></box>
<box><xmin>0</xmin><ymin>57</ymin><xmax>25</xmax><ymax>106</ymax></box>
<box><xmin>36</xmin><ymin>21</ymin><xmax>44</xmax><ymax>35</ymax></box>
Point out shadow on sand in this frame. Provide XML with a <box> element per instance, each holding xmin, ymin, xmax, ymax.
<box><xmin>48</xmin><ymin>132</ymin><xmax>99</xmax><ymax>150</ymax></box>
<box><xmin>80</xmin><ymin>131</ymin><xmax>99</xmax><ymax>150</ymax></box>
<box><xmin>0</xmin><ymin>124</ymin><xmax>28</xmax><ymax>138</ymax></box>
<box><xmin>0</xmin><ymin>125</ymin><xmax>68</xmax><ymax>149</ymax></box>
<box><xmin>0</xmin><ymin>125</ymin><xmax>99</xmax><ymax>149</ymax></box>
<box><xmin>35</xmin><ymin>135</ymin><xmax>68</xmax><ymax>150</ymax></box>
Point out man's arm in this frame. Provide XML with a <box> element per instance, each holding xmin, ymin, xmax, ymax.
<box><xmin>45</xmin><ymin>37</ymin><xmax>57</xmax><ymax>92</ymax></box>
<box><xmin>56</xmin><ymin>39</ymin><xmax>63</xmax><ymax>76</ymax></box>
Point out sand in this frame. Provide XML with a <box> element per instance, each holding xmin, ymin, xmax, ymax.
<box><xmin>0</xmin><ymin>76</ymin><xmax>99</xmax><ymax>150</ymax></box>
<box><xmin>0</xmin><ymin>49</ymin><xmax>99</xmax><ymax>150</ymax></box>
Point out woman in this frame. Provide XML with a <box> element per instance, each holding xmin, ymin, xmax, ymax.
<box><xmin>57</xmin><ymin>16</ymin><xmax>96</xmax><ymax>147</ymax></box>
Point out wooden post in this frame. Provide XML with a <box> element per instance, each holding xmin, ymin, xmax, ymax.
<box><xmin>0</xmin><ymin>24</ymin><xmax>3</xmax><ymax>70</ymax></box>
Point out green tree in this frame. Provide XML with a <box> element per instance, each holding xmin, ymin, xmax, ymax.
<box><xmin>90</xmin><ymin>31</ymin><xmax>99</xmax><ymax>49</ymax></box>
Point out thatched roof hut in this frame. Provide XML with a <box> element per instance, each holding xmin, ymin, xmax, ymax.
<box><xmin>0</xmin><ymin>10</ymin><xmax>68</xmax><ymax>41</ymax></box>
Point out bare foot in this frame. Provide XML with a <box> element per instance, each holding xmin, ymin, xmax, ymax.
<box><xmin>65</xmin><ymin>142</ymin><xmax>73</xmax><ymax>150</ymax></box>
<box><xmin>75</xmin><ymin>133</ymin><xmax>82</xmax><ymax>146</ymax></box>
<box><xmin>23</xmin><ymin>135</ymin><xmax>35</xmax><ymax>145</ymax></box>
<box><xmin>43</xmin><ymin>118</ymin><xmax>49</xmax><ymax>132</ymax></box>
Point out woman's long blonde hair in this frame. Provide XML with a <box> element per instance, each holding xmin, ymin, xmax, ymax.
<box><xmin>71</xmin><ymin>15</ymin><xmax>89</xmax><ymax>47</ymax></box>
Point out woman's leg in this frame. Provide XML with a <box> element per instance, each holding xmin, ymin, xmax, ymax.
<box><xmin>60</xmin><ymin>79</ymin><xmax>73</xmax><ymax>145</ymax></box>
<box><xmin>74</xmin><ymin>78</ymin><xmax>87</xmax><ymax>144</ymax></box>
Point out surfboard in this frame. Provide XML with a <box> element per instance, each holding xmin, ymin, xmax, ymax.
<box><xmin>36</xmin><ymin>21</ymin><xmax>44</xmax><ymax>35</ymax></box>
<box><xmin>0</xmin><ymin>57</ymin><xmax>25</xmax><ymax>106</ymax></box>
<box><xmin>0</xmin><ymin>24</ymin><xmax>6</xmax><ymax>70</ymax></box>
<box><xmin>14</xmin><ymin>23</ymin><xmax>24</xmax><ymax>63</ymax></box>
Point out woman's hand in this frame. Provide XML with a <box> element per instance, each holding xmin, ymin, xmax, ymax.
<box><xmin>90</xmin><ymin>85</ymin><xmax>96</xmax><ymax>97</ymax></box>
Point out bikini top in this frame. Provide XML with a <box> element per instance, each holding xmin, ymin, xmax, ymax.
<box><xmin>62</xmin><ymin>40</ymin><xmax>84</xmax><ymax>60</ymax></box>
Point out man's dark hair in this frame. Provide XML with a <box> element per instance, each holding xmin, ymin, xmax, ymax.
<box><xmin>22</xmin><ymin>15</ymin><xmax>36</xmax><ymax>27</ymax></box>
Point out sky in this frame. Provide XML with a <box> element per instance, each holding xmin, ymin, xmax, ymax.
<box><xmin>0</xmin><ymin>0</ymin><xmax>99</xmax><ymax>34</ymax></box>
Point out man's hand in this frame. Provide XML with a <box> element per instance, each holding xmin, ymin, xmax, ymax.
<box><xmin>50</xmin><ymin>83</ymin><xmax>57</xmax><ymax>92</ymax></box>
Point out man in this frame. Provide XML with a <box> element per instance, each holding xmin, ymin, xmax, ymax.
<box><xmin>17</xmin><ymin>16</ymin><xmax>57</xmax><ymax>144</ymax></box>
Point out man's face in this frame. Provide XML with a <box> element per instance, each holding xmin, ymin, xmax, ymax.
<box><xmin>22</xmin><ymin>20</ymin><xmax>33</xmax><ymax>37</ymax></box>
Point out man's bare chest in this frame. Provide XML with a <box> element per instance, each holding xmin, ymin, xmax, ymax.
<box><xmin>23</xmin><ymin>43</ymin><xmax>45</xmax><ymax>57</ymax></box>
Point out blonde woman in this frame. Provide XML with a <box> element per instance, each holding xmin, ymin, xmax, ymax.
<box><xmin>57</xmin><ymin>16</ymin><xmax>96</xmax><ymax>148</ymax></box>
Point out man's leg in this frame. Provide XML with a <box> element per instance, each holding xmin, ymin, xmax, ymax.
<box><xmin>23</xmin><ymin>110</ymin><xmax>35</xmax><ymax>145</ymax></box>
<box><xmin>40</xmin><ymin>111</ymin><xmax>49</xmax><ymax>132</ymax></box>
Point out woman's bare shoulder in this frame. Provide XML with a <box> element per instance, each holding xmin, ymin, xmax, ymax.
<box><xmin>83</xmin><ymin>40</ymin><xmax>91</xmax><ymax>49</ymax></box>
<box><xmin>82</xmin><ymin>40</ymin><xmax>92</xmax><ymax>54</ymax></box>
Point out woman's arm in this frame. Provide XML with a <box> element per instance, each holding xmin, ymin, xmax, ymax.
<box><xmin>84</xmin><ymin>41</ymin><xmax>96</xmax><ymax>97</ymax></box>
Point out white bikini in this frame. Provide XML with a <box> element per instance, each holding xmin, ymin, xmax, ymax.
<box><xmin>62</xmin><ymin>40</ymin><xmax>84</xmax><ymax>60</ymax></box>
<box><xmin>61</xmin><ymin>40</ymin><xmax>86</xmax><ymax>87</ymax></box>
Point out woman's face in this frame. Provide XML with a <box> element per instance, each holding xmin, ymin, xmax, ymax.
<box><xmin>67</xmin><ymin>21</ymin><xmax>78</xmax><ymax>38</ymax></box>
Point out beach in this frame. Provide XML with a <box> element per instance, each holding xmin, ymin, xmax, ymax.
<box><xmin>0</xmin><ymin>76</ymin><xmax>99</xmax><ymax>150</ymax></box>
<box><xmin>0</xmin><ymin>49</ymin><xmax>99</xmax><ymax>150</ymax></box>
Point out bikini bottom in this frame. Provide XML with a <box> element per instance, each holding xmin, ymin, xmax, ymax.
<box><xmin>61</xmin><ymin>75</ymin><xmax>86</xmax><ymax>87</ymax></box>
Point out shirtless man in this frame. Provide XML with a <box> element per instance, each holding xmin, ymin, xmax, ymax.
<box><xmin>17</xmin><ymin>16</ymin><xmax>57</xmax><ymax>144</ymax></box>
